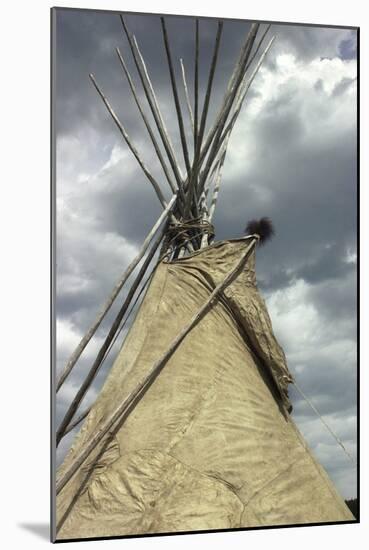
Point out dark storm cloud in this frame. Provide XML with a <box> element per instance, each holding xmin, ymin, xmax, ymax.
<box><xmin>292</xmin><ymin>354</ymin><xmax>356</xmax><ymax>417</ymax></box>
<box><xmin>56</xmin><ymin>233</ymin><xmax>159</xmax><ymax>334</ymax></box>
<box><xmin>214</xmin><ymin>127</ymin><xmax>357</xmax><ymax>292</ymax></box>
<box><xmin>73</xmin><ymin>154</ymin><xmax>164</xmax><ymax>245</ymax></box>
<box><xmin>338</xmin><ymin>33</ymin><xmax>357</xmax><ymax>60</ymax></box>
<box><xmin>310</xmin><ymin>273</ymin><xmax>357</xmax><ymax>327</ymax></box>
<box><xmin>54</xmin><ymin>8</ymin><xmax>357</xmax><ymax>497</ymax></box>
<box><xmin>55</xmin><ymin>9</ymin><xmax>254</xmax><ymax>143</ymax></box>
<box><xmin>293</xmin><ymin>243</ymin><xmax>354</xmax><ymax>284</ymax></box>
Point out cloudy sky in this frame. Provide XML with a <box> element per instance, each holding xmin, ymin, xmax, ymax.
<box><xmin>54</xmin><ymin>8</ymin><xmax>357</xmax><ymax>500</ymax></box>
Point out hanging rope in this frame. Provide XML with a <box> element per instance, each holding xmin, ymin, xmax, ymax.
<box><xmin>293</xmin><ymin>380</ymin><xmax>357</xmax><ymax>468</ymax></box>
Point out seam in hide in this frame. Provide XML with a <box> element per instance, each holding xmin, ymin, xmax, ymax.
<box><xmin>243</xmin><ymin>457</ymin><xmax>301</xmax><ymax>508</ymax></box>
<box><xmin>288</xmin><ymin>418</ymin><xmax>353</xmax><ymax>516</ymax></box>
<box><xmin>164</xmin><ymin>451</ymin><xmax>245</xmax><ymax>511</ymax></box>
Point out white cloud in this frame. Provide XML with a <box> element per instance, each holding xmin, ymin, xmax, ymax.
<box><xmin>345</xmin><ymin>248</ymin><xmax>357</xmax><ymax>264</ymax></box>
<box><xmin>56</xmin><ymin>318</ymin><xmax>81</xmax><ymax>357</ymax></box>
<box><xmin>265</xmin><ymin>277</ymin><xmax>356</xmax><ymax>382</ymax></box>
<box><xmin>225</xmin><ymin>51</ymin><xmax>356</xmax><ymax>186</ymax></box>
<box><xmin>264</xmin><ymin>276</ymin><xmax>356</xmax><ymax>498</ymax></box>
<box><xmin>265</xmin><ymin>279</ymin><xmax>320</xmax><ymax>354</ymax></box>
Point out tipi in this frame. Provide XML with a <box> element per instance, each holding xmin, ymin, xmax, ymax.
<box><xmin>54</xmin><ymin>15</ymin><xmax>354</xmax><ymax>541</ymax></box>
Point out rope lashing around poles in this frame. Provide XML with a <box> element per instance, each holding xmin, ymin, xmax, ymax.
<box><xmin>167</xmin><ymin>216</ymin><xmax>215</xmax><ymax>247</ymax></box>
<box><xmin>161</xmin><ymin>232</ymin><xmax>209</xmax><ymax>261</ymax></box>
<box><xmin>293</xmin><ymin>380</ymin><xmax>357</xmax><ymax>468</ymax></box>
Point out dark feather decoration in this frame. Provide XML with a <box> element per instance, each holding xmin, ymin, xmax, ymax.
<box><xmin>244</xmin><ymin>217</ymin><xmax>275</xmax><ymax>245</ymax></box>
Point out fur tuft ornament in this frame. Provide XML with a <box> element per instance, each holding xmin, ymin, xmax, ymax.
<box><xmin>244</xmin><ymin>217</ymin><xmax>275</xmax><ymax>245</ymax></box>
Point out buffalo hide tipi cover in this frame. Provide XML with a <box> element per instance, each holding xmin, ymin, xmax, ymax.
<box><xmin>56</xmin><ymin>240</ymin><xmax>353</xmax><ymax>539</ymax></box>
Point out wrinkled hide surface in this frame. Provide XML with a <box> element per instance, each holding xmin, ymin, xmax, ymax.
<box><xmin>56</xmin><ymin>239</ymin><xmax>353</xmax><ymax>540</ymax></box>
